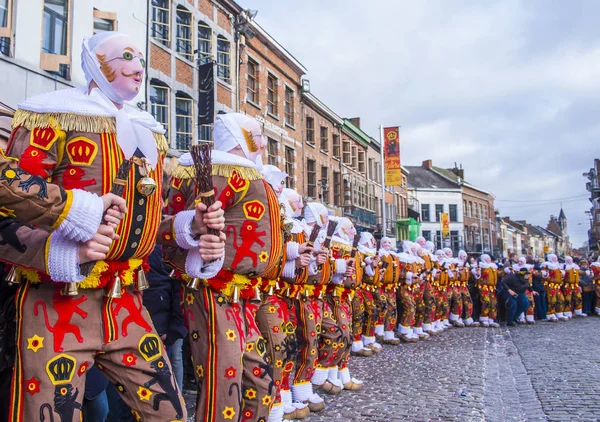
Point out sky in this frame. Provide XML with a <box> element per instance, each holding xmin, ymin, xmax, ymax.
<box><xmin>238</xmin><ymin>0</ymin><xmax>599</xmax><ymax>247</ymax></box>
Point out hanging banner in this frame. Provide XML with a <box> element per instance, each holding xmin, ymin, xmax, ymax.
<box><xmin>198</xmin><ymin>61</ymin><xmax>215</xmax><ymax>125</ymax></box>
<box><xmin>440</xmin><ymin>212</ymin><xmax>450</xmax><ymax>239</ymax></box>
<box><xmin>383</xmin><ymin>126</ymin><xmax>401</xmax><ymax>186</ymax></box>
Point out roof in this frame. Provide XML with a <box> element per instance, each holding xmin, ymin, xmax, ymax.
<box><xmin>431</xmin><ymin>166</ymin><xmax>494</xmax><ymax>197</ymax></box>
<box><xmin>537</xmin><ymin>226</ymin><xmax>561</xmax><ymax>238</ymax></box>
<box><xmin>302</xmin><ymin>92</ymin><xmax>344</xmax><ymax>126</ymax></box>
<box><xmin>342</xmin><ymin>119</ymin><xmax>371</xmax><ymax>147</ymax></box>
<box><xmin>558</xmin><ymin>208</ymin><xmax>566</xmax><ymax>220</ymax></box>
<box><xmin>405</xmin><ymin>166</ymin><xmax>460</xmax><ymax>190</ymax></box>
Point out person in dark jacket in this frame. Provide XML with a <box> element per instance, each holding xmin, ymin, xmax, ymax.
<box><xmin>501</xmin><ymin>267</ymin><xmax>532</xmax><ymax>326</ymax></box>
<box><xmin>579</xmin><ymin>259</ymin><xmax>594</xmax><ymax>315</ymax></box>
<box><xmin>531</xmin><ymin>261</ymin><xmax>547</xmax><ymax>320</ymax></box>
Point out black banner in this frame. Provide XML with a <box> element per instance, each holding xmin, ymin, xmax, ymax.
<box><xmin>197</xmin><ymin>62</ymin><xmax>215</xmax><ymax>125</ymax></box>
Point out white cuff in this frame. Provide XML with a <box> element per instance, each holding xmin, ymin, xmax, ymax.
<box><xmin>282</xmin><ymin>260</ymin><xmax>297</xmax><ymax>278</ymax></box>
<box><xmin>365</xmin><ymin>256</ymin><xmax>373</xmax><ymax>265</ymax></box>
<box><xmin>286</xmin><ymin>242</ymin><xmax>300</xmax><ymax>261</ymax></box>
<box><xmin>185</xmin><ymin>247</ymin><xmax>224</xmax><ymax>279</ymax></box>
<box><xmin>332</xmin><ymin>274</ymin><xmax>344</xmax><ymax>285</ymax></box>
<box><xmin>174</xmin><ymin>210</ymin><xmax>199</xmax><ymax>250</ymax></box>
<box><xmin>432</xmin><ymin>269</ymin><xmax>438</xmax><ymax>278</ymax></box>
<box><xmin>56</xmin><ymin>189</ymin><xmax>103</xmax><ymax>242</ymax></box>
<box><xmin>308</xmin><ymin>261</ymin><xmax>318</xmax><ymax>276</ymax></box>
<box><xmin>335</xmin><ymin>259</ymin><xmax>347</xmax><ymax>275</ymax></box>
<box><xmin>365</xmin><ymin>265</ymin><xmax>375</xmax><ymax>277</ymax></box>
<box><xmin>48</xmin><ymin>232</ymin><xmax>85</xmax><ymax>283</ymax></box>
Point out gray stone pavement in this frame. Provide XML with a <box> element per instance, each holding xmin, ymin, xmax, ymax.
<box><xmin>185</xmin><ymin>318</ymin><xmax>600</xmax><ymax>421</ymax></box>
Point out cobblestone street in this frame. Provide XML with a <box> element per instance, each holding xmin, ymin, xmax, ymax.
<box><xmin>183</xmin><ymin>318</ymin><xmax>600</xmax><ymax>421</ymax></box>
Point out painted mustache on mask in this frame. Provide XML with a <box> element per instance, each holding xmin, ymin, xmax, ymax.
<box><xmin>121</xmin><ymin>70</ymin><xmax>143</xmax><ymax>78</ymax></box>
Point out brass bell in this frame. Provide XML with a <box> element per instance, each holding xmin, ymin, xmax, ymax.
<box><xmin>361</xmin><ymin>261</ymin><xmax>366</xmax><ymax>268</ymax></box>
<box><xmin>232</xmin><ymin>286</ymin><xmax>240</xmax><ymax>303</ymax></box>
<box><xmin>135</xmin><ymin>270</ymin><xmax>150</xmax><ymax>291</ymax></box>
<box><xmin>275</xmin><ymin>281</ymin><xmax>281</xmax><ymax>291</ymax></box>
<box><xmin>137</xmin><ymin>177</ymin><xmax>157</xmax><ymax>197</ymax></box>
<box><xmin>105</xmin><ymin>273</ymin><xmax>122</xmax><ymax>298</ymax></box>
<box><xmin>186</xmin><ymin>278</ymin><xmax>201</xmax><ymax>291</ymax></box>
<box><xmin>61</xmin><ymin>282</ymin><xmax>79</xmax><ymax>296</ymax></box>
<box><xmin>6</xmin><ymin>266</ymin><xmax>21</xmax><ymax>286</ymax></box>
<box><xmin>268</xmin><ymin>285</ymin><xmax>274</xmax><ymax>296</ymax></box>
<box><xmin>318</xmin><ymin>290</ymin><xmax>324</xmax><ymax>300</ymax></box>
<box><xmin>169</xmin><ymin>270</ymin><xmax>176</xmax><ymax>278</ymax></box>
<box><xmin>304</xmin><ymin>289</ymin><xmax>310</xmax><ymax>299</ymax></box>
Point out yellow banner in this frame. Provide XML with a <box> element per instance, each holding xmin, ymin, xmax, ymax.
<box><xmin>440</xmin><ymin>212</ymin><xmax>450</xmax><ymax>238</ymax></box>
<box><xmin>383</xmin><ymin>127</ymin><xmax>401</xmax><ymax>186</ymax></box>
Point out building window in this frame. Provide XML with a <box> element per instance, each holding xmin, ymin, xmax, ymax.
<box><xmin>267</xmin><ymin>138</ymin><xmax>278</xmax><ymax>166</ymax></box>
<box><xmin>151</xmin><ymin>0</ymin><xmax>169</xmax><ymax>47</ymax></box>
<box><xmin>197</xmin><ymin>21</ymin><xmax>212</xmax><ymax>65</ymax></box>
<box><xmin>484</xmin><ymin>205</ymin><xmax>488</xmax><ymax>219</ymax></box>
<box><xmin>422</xmin><ymin>230</ymin><xmax>431</xmax><ymax>241</ymax></box>
<box><xmin>449</xmin><ymin>204</ymin><xmax>458</xmax><ymax>222</ymax></box>
<box><xmin>306</xmin><ymin>117</ymin><xmax>315</xmax><ymax>146</ymax></box>
<box><xmin>421</xmin><ymin>204</ymin><xmax>430</xmax><ymax>222</ymax></box>
<box><xmin>246</xmin><ymin>58</ymin><xmax>258</xmax><ymax>104</ymax></box>
<box><xmin>175</xmin><ymin>6</ymin><xmax>192</xmax><ymax>61</ymax></box>
<box><xmin>0</xmin><ymin>0</ymin><xmax>12</xmax><ymax>56</ymax></box>
<box><xmin>149</xmin><ymin>82</ymin><xmax>169</xmax><ymax>139</ymax></box>
<box><xmin>358</xmin><ymin>150</ymin><xmax>366</xmax><ymax>174</ymax></box>
<box><xmin>307</xmin><ymin>159</ymin><xmax>316</xmax><ymax>198</ymax></box>
<box><xmin>321</xmin><ymin>166</ymin><xmax>329</xmax><ymax>204</ymax></box>
<box><xmin>342</xmin><ymin>140</ymin><xmax>351</xmax><ymax>165</ymax></box>
<box><xmin>93</xmin><ymin>9</ymin><xmax>116</xmax><ymax>34</ymax></box>
<box><xmin>435</xmin><ymin>204</ymin><xmax>444</xmax><ymax>222</ymax></box>
<box><xmin>175</xmin><ymin>94</ymin><xmax>193</xmax><ymax>150</ymax></box>
<box><xmin>285</xmin><ymin>147</ymin><xmax>295</xmax><ymax>189</ymax></box>
<box><xmin>464</xmin><ymin>200</ymin><xmax>467</xmax><ymax>217</ymax></box>
<box><xmin>333</xmin><ymin>134</ymin><xmax>341</xmax><ymax>160</ymax></box>
<box><xmin>451</xmin><ymin>230</ymin><xmax>460</xmax><ymax>251</ymax></box>
<box><xmin>42</xmin><ymin>0</ymin><xmax>70</xmax><ymax>79</ymax></box>
<box><xmin>468</xmin><ymin>201</ymin><xmax>473</xmax><ymax>218</ymax></box>
<box><xmin>284</xmin><ymin>87</ymin><xmax>294</xmax><ymax>126</ymax></box>
<box><xmin>351</xmin><ymin>145</ymin><xmax>357</xmax><ymax>169</ymax></box>
<box><xmin>320</xmin><ymin>126</ymin><xmax>328</xmax><ymax>152</ymax></box>
<box><xmin>267</xmin><ymin>73</ymin><xmax>278</xmax><ymax>116</ymax></box>
<box><xmin>216</xmin><ymin>36</ymin><xmax>231</xmax><ymax>84</ymax></box>
<box><xmin>198</xmin><ymin>125</ymin><xmax>211</xmax><ymax>142</ymax></box>
<box><xmin>333</xmin><ymin>171</ymin><xmax>341</xmax><ymax>206</ymax></box>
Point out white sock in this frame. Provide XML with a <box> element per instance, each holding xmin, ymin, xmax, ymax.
<box><xmin>310</xmin><ymin>368</ymin><xmax>328</xmax><ymax>386</ymax></box>
<box><xmin>268</xmin><ymin>402</ymin><xmax>284</xmax><ymax>422</ymax></box>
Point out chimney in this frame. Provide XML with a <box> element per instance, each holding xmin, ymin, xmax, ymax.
<box><xmin>422</xmin><ymin>159</ymin><xmax>432</xmax><ymax>169</ymax></box>
<box><xmin>448</xmin><ymin>163</ymin><xmax>465</xmax><ymax>180</ymax></box>
<box><xmin>350</xmin><ymin>117</ymin><xmax>361</xmax><ymax>128</ymax></box>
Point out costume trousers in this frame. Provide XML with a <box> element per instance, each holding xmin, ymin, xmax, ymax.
<box><xmin>413</xmin><ymin>283</ymin><xmax>427</xmax><ymax>327</ymax></box>
<box><xmin>398</xmin><ymin>285</ymin><xmax>416</xmax><ymax>327</ymax></box>
<box><xmin>562</xmin><ymin>285</ymin><xmax>582</xmax><ymax>313</ymax></box>
<box><xmin>315</xmin><ymin>297</ymin><xmax>345</xmax><ymax>371</ymax></box>
<box><xmin>254</xmin><ymin>294</ymin><xmax>289</xmax><ymax>407</ymax></box>
<box><xmin>434</xmin><ymin>288</ymin><xmax>448</xmax><ymax>321</ymax></box>
<box><xmin>183</xmin><ymin>286</ymin><xmax>272</xmax><ymax>422</ymax></box>
<box><xmin>478</xmin><ymin>289</ymin><xmax>498</xmax><ymax>321</ymax></box>
<box><xmin>322</xmin><ymin>295</ymin><xmax>352</xmax><ymax>371</ymax></box>
<box><xmin>372</xmin><ymin>287</ymin><xmax>388</xmax><ymax>332</ymax></box>
<box><xmin>351</xmin><ymin>292</ymin><xmax>365</xmax><ymax>341</ymax></box>
<box><xmin>10</xmin><ymin>282</ymin><xmax>185</xmax><ymax>422</ymax></box>
<box><xmin>293</xmin><ymin>297</ymin><xmax>323</xmax><ymax>385</ymax></box>
<box><xmin>278</xmin><ymin>296</ymin><xmax>299</xmax><ymax>393</ymax></box>
<box><xmin>545</xmin><ymin>285</ymin><xmax>565</xmax><ymax>316</ymax></box>
<box><xmin>525</xmin><ymin>291</ymin><xmax>535</xmax><ymax>317</ymax></box>
<box><xmin>361</xmin><ymin>289</ymin><xmax>377</xmax><ymax>338</ymax></box>
<box><xmin>383</xmin><ymin>287</ymin><xmax>398</xmax><ymax>332</ymax></box>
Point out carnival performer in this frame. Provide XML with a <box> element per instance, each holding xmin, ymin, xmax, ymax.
<box><xmin>377</xmin><ymin>237</ymin><xmax>402</xmax><ymax>344</ymax></box>
<box><xmin>591</xmin><ymin>257</ymin><xmax>600</xmax><ymax>316</ymax></box>
<box><xmin>353</xmin><ymin>232</ymin><xmax>382</xmax><ymax>354</ymax></box>
<box><xmin>396</xmin><ymin>242</ymin><xmax>420</xmax><ymax>342</ymax></box>
<box><xmin>277</xmin><ymin>188</ymin><xmax>311</xmax><ymax>420</ymax></box>
<box><xmin>455</xmin><ymin>250</ymin><xmax>479</xmax><ymax>327</ymax></box>
<box><xmin>563</xmin><ymin>256</ymin><xmax>586</xmax><ymax>318</ymax></box>
<box><xmin>473</xmin><ymin>254</ymin><xmax>501</xmax><ymax>328</ymax></box>
<box><xmin>434</xmin><ymin>249</ymin><xmax>452</xmax><ymax>331</ymax></box>
<box><xmin>542</xmin><ymin>254</ymin><xmax>567</xmax><ymax>322</ymax></box>
<box><xmin>410</xmin><ymin>242</ymin><xmax>430</xmax><ymax>339</ymax></box>
<box><xmin>3</xmin><ymin>32</ymin><xmax>227</xmax><ymax>422</ymax></box>
<box><xmin>164</xmin><ymin>112</ymin><xmax>280</xmax><ymax>422</ymax></box>
<box><xmin>291</xmin><ymin>202</ymin><xmax>334</xmax><ymax>412</ymax></box>
<box><xmin>415</xmin><ymin>240</ymin><xmax>439</xmax><ymax>336</ymax></box>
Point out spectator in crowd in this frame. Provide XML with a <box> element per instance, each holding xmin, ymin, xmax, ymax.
<box><xmin>501</xmin><ymin>267</ymin><xmax>533</xmax><ymax>326</ymax></box>
<box><xmin>531</xmin><ymin>260</ymin><xmax>547</xmax><ymax>320</ymax></box>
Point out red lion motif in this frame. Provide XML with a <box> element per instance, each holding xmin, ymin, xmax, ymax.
<box><xmin>226</xmin><ymin>221</ymin><xmax>266</xmax><ymax>270</ymax></box>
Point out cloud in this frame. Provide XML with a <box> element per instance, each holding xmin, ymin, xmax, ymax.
<box><xmin>238</xmin><ymin>0</ymin><xmax>600</xmax><ymax>245</ymax></box>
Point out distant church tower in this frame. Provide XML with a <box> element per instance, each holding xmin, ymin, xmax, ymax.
<box><xmin>558</xmin><ymin>208</ymin><xmax>567</xmax><ymax>236</ymax></box>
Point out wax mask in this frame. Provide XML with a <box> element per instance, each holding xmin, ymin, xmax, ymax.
<box><xmin>95</xmin><ymin>36</ymin><xmax>145</xmax><ymax>102</ymax></box>
<box><xmin>381</xmin><ymin>238</ymin><xmax>392</xmax><ymax>251</ymax></box>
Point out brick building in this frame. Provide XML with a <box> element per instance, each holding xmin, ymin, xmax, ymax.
<box><xmin>146</xmin><ymin>0</ymin><xmax>241</xmax><ymax>152</ymax></box>
<box><xmin>584</xmin><ymin>159</ymin><xmax>600</xmax><ymax>253</ymax></box>
<box><xmin>238</xmin><ymin>19</ymin><xmax>307</xmax><ymax>191</ymax></box>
